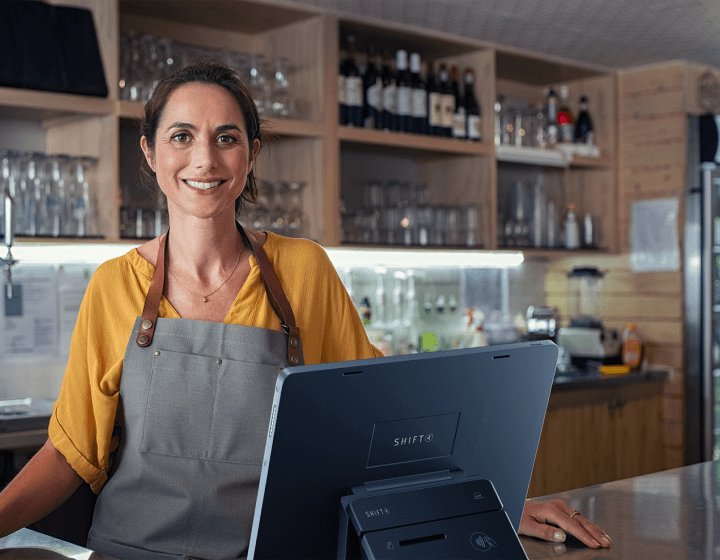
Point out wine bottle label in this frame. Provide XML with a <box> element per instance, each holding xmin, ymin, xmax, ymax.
<box><xmin>468</xmin><ymin>115</ymin><xmax>482</xmax><ymax>140</ymax></box>
<box><xmin>367</xmin><ymin>80</ymin><xmax>382</xmax><ymax>111</ymax></box>
<box><xmin>429</xmin><ymin>92</ymin><xmax>442</xmax><ymax>126</ymax></box>
<box><xmin>337</xmin><ymin>75</ymin><xmax>346</xmax><ymax>104</ymax></box>
<box><xmin>412</xmin><ymin>89</ymin><xmax>427</xmax><ymax>118</ymax></box>
<box><xmin>452</xmin><ymin>107</ymin><xmax>466</xmax><ymax>138</ymax></box>
<box><xmin>345</xmin><ymin>76</ymin><xmax>363</xmax><ymax>107</ymax></box>
<box><xmin>397</xmin><ymin>86</ymin><xmax>412</xmax><ymax>116</ymax></box>
<box><xmin>442</xmin><ymin>94</ymin><xmax>455</xmax><ymax>128</ymax></box>
<box><xmin>383</xmin><ymin>84</ymin><xmax>398</xmax><ymax>114</ymax></box>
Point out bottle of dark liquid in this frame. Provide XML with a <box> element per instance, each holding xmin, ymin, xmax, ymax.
<box><xmin>409</xmin><ymin>53</ymin><xmax>428</xmax><ymax>135</ymax></box>
<box><xmin>574</xmin><ymin>95</ymin><xmax>595</xmax><ymax>145</ymax></box>
<box><xmin>426</xmin><ymin>60</ymin><xmax>441</xmax><ymax>136</ymax></box>
<box><xmin>438</xmin><ymin>63</ymin><xmax>453</xmax><ymax>137</ymax></box>
<box><xmin>464</xmin><ymin>68</ymin><xmax>482</xmax><ymax>142</ymax></box>
<box><xmin>450</xmin><ymin>66</ymin><xmax>466</xmax><ymax>139</ymax></box>
<box><xmin>341</xmin><ymin>35</ymin><xmax>363</xmax><ymax>127</ymax></box>
<box><xmin>363</xmin><ymin>44</ymin><xmax>382</xmax><ymax>129</ymax></box>
<box><xmin>381</xmin><ymin>49</ymin><xmax>398</xmax><ymax>132</ymax></box>
<box><xmin>396</xmin><ymin>49</ymin><xmax>412</xmax><ymax>133</ymax></box>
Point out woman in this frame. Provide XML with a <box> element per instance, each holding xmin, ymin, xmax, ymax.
<box><xmin>0</xmin><ymin>62</ymin><xmax>610</xmax><ymax>557</ymax></box>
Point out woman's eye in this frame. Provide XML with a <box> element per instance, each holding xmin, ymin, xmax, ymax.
<box><xmin>217</xmin><ymin>135</ymin><xmax>237</xmax><ymax>145</ymax></box>
<box><xmin>171</xmin><ymin>133</ymin><xmax>190</xmax><ymax>143</ymax></box>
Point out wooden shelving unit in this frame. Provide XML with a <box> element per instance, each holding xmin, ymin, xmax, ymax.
<box><xmin>0</xmin><ymin>0</ymin><xmax>619</xmax><ymax>253</ymax></box>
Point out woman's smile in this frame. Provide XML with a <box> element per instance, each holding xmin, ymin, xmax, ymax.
<box><xmin>183</xmin><ymin>179</ymin><xmax>226</xmax><ymax>190</ymax></box>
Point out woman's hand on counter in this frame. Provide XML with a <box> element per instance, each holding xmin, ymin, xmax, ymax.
<box><xmin>519</xmin><ymin>499</ymin><xmax>612</xmax><ymax>548</ymax></box>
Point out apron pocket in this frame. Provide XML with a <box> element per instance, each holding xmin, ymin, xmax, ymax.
<box><xmin>141</xmin><ymin>349</ymin><xmax>280</xmax><ymax>464</ymax></box>
<box><xmin>208</xmin><ymin>359</ymin><xmax>280</xmax><ymax>464</ymax></box>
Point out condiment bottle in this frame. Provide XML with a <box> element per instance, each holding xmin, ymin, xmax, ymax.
<box><xmin>622</xmin><ymin>323</ymin><xmax>642</xmax><ymax>369</ymax></box>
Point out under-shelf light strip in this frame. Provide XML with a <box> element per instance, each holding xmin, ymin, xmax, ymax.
<box><xmin>11</xmin><ymin>243</ymin><xmax>524</xmax><ymax>269</ymax></box>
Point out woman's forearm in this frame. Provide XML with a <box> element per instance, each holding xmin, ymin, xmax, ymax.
<box><xmin>0</xmin><ymin>438</ymin><xmax>83</xmax><ymax>537</ymax></box>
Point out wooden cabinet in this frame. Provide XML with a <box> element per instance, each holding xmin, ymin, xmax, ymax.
<box><xmin>3</xmin><ymin>0</ymin><xmax>618</xmax><ymax>253</ymax></box>
<box><xmin>527</xmin><ymin>377</ymin><xmax>665</xmax><ymax>498</ymax></box>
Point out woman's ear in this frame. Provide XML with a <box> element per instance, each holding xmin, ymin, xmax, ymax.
<box><xmin>140</xmin><ymin>136</ymin><xmax>155</xmax><ymax>173</ymax></box>
<box><xmin>249</xmin><ymin>138</ymin><xmax>261</xmax><ymax>170</ymax></box>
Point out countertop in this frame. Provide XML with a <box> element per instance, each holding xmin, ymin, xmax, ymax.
<box><xmin>0</xmin><ymin>529</ymin><xmax>117</xmax><ymax>559</ymax></box>
<box><xmin>521</xmin><ymin>460</ymin><xmax>720</xmax><ymax>559</ymax></box>
<box><xmin>551</xmin><ymin>367</ymin><xmax>669</xmax><ymax>391</ymax></box>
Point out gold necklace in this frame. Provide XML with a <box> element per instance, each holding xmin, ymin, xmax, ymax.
<box><xmin>168</xmin><ymin>246</ymin><xmax>244</xmax><ymax>303</ymax></box>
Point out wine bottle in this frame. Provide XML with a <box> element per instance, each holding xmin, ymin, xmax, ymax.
<box><xmin>341</xmin><ymin>35</ymin><xmax>363</xmax><ymax>127</ymax></box>
<box><xmin>463</xmin><ymin>68</ymin><xmax>481</xmax><ymax>142</ymax></box>
<box><xmin>438</xmin><ymin>63</ymin><xmax>453</xmax><ymax>137</ymax></box>
<box><xmin>338</xmin><ymin>46</ymin><xmax>347</xmax><ymax>125</ymax></box>
<box><xmin>426</xmin><ymin>60</ymin><xmax>442</xmax><ymax>136</ymax></box>
<box><xmin>363</xmin><ymin>43</ymin><xmax>382</xmax><ymax>129</ymax></box>
<box><xmin>381</xmin><ymin>49</ymin><xmax>398</xmax><ymax>132</ymax></box>
<box><xmin>396</xmin><ymin>49</ymin><xmax>412</xmax><ymax>133</ymax></box>
<box><xmin>574</xmin><ymin>95</ymin><xmax>595</xmax><ymax>145</ymax></box>
<box><xmin>450</xmin><ymin>66</ymin><xmax>466</xmax><ymax>139</ymax></box>
<box><xmin>409</xmin><ymin>53</ymin><xmax>428</xmax><ymax>135</ymax></box>
<box><xmin>557</xmin><ymin>85</ymin><xmax>574</xmax><ymax>143</ymax></box>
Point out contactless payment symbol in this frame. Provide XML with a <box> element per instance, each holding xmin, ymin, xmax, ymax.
<box><xmin>470</xmin><ymin>532</ymin><xmax>497</xmax><ymax>552</ymax></box>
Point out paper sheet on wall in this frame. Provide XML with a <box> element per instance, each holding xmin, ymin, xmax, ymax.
<box><xmin>57</xmin><ymin>265</ymin><xmax>94</xmax><ymax>357</ymax></box>
<box><xmin>2</xmin><ymin>265</ymin><xmax>58</xmax><ymax>357</ymax></box>
<box><xmin>630</xmin><ymin>197</ymin><xmax>680</xmax><ymax>272</ymax></box>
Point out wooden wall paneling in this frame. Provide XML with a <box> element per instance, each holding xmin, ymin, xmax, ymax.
<box><xmin>45</xmin><ymin>115</ymin><xmax>120</xmax><ymax>241</ymax></box>
<box><xmin>495</xmin><ymin>78</ymin><xmax>544</xmax><ymax>103</ymax></box>
<box><xmin>256</xmin><ymin>16</ymin><xmax>326</xmax><ymax>123</ymax></box>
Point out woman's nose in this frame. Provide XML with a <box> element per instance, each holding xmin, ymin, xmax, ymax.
<box><xmin>191</xmin><ymin>140</ymin><xmax>218</xmax><ymax>170</ymax></box>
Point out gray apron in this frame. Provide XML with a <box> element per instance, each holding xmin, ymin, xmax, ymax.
<box><xmin>87</xmin><ymin>226</ymin><xmax>304</xmax><ymax>560</ymax></box>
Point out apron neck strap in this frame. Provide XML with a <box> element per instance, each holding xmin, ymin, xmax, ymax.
<box><xmin>136</xmin><ymin>232</ymin><xmax>167</xmax><ymax>347</ymax></box>
<box><xmin>136</xmin><ymin>225</ymin><xmax>301</xmax><ymax>366</ymax></box>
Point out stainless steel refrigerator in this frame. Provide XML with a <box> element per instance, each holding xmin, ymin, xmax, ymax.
<box><xmin>685</xmin><ymin>114</ymin><xmax>720</xmax><ymax>463</ymax></box>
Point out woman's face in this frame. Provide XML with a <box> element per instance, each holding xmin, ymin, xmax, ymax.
<box><xmin>141</xmin><ymin>82</ymin><xmax>260</xmax><ymax>222</ymax></box>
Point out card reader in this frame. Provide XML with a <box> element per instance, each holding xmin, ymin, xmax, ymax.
<box><xmin>337</xmin><ymin>470</ymin><xmax>528</xmax><ymax>559</ymax></box>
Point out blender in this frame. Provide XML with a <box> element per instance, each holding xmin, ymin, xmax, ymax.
<box><xmin>556</xmin><ymin>266</ymin><xmax>621</xmax><ymax>368</ymax></box>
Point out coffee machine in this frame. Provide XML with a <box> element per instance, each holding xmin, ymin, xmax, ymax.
<box><xmin>556</xmin><ymin>267</ymin><xmax>621</xmax><ymax>367</ymax></box>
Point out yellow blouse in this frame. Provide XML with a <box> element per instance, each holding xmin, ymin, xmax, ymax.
<box><xmin>48</xmin><ymin>233</ymin><xmax>382</xmax><ymax>492</ymax></box>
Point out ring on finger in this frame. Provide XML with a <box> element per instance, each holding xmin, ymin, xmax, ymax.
<box><xmin>569</xmin><ymin>510</ymin><xmax>581</xmax><ymax>519</ymax></box>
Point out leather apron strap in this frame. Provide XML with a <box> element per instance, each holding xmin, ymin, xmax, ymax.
<box><xmin>135</xmin><ymin>225</ymin><xmax>301</xmax><ymax>366</ymax></box>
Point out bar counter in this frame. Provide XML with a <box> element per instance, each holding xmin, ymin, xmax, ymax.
<box><xmin>0</xmin><ymin>460</ymin><xmax>716</xmax><ymax>558</ymax></box>
<box><xmin>521</xmin><ymin>460</ymin><xmax>720</xmax><ymax>559</ymax></box>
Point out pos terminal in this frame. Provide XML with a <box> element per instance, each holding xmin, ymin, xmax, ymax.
<box><xmin>248</xmin><ymin>341</ymin><xmax>558</xmax><ymax>559</ymax></box>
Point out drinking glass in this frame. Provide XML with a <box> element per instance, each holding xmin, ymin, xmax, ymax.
<box><xmin>286</xmin><ymin>181</ymin><xmax>307</xmax><ymax>238</ymax></box>
<box><xmin>271</xmin><ymin>57</ymin><xmax>294</xmax><ymax>118</ymax></box>
<box><xmin>248</xmin><ymin>54</ymin><xmax>271</xmax><ymax>115</ymax></box>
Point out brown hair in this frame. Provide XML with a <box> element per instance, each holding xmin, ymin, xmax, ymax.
<box><xmin>139</xmin><ymin>60</ymin><xmax>262</xmax><ymax>213</ymax></box>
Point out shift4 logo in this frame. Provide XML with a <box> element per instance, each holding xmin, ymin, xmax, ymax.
<box><xmin>470</xmin><ymin>532</ymin><xmax>497</xmax><ymax>552</ymax></box>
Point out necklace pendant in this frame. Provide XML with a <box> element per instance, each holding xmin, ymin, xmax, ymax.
<box><xmin>202</xmin><ymin>296</ymin><xmax>207</xmax><ymax>303</ymax></box>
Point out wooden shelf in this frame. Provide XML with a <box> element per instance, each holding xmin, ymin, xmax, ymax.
<box><xmin>519</xmin><ymin>247</ymin><xmax>611</xmax><ymax>260</ymax></box>
<box><xmin>339</xmin><ymin>126</ymin><xmax>494</xmax><ymax>156</ymax></box>
<box><xmin>496</xmin><ymin>145</ymin><xmax>612</xmax><ymax>169</ymax></box>
<box><xmin>0</xmin><ymin>87</ymin><xmax>113</xmax><ymax>121</ymax></box>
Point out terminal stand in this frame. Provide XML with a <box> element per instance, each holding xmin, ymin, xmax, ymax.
<box><xmin>337</xmin><ymin>470</ymin><xmax>528</xmax><ymax>559</ymax></box>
